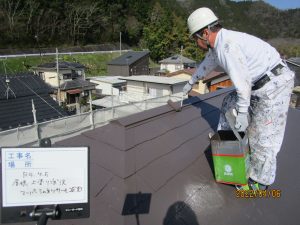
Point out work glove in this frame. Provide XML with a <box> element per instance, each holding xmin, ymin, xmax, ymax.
<box><xmin>234</xmin><ymin>110</ymin><xmax>249</xmax><ymax>132</ymax></box>
<box><xmin>183</xmin><ymin>81</ymin><xmax>193</xmax><ymax>95</ymax></box>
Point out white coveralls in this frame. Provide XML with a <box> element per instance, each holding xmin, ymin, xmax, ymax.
<box><xmin>190</xmin><ymin>28</ymin><xmax>294</xmax><ymax>185</ymax></box>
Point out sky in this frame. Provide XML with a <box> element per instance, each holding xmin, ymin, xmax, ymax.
<box><xmin>234</xmin><ymin>0</ymin><xmax>300</xmax><ymax>10</ymax></box>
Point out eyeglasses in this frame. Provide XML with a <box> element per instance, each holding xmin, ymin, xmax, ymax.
<box><xmin>192</xmin><ymin>32</ymin><xmax>206</xmax><ymax>41</ymax></box>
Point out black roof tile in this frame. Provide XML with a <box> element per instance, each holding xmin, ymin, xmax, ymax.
<box><xmin>0</xmin><ymin>73</ymin><xmax>67</xmax><ymax>131</ymax></box>
<box><xmin>107</xmin><ymin>51</ymin><xmax>149</xmax><ymax>66</ymax></box>
<box><xmin>0</xmin><ymin>73</ymin><xmax>53</xmax><ymax>99</ymax></box>
<box><xmin>36</xmin><ymin>61</ymin><xmax>85</xmax><ymax>70</ymax></box>
<box><xmin>60</xmin><ymin>78</ymin><xmax>96</xmax><ymax>90</ymax></box>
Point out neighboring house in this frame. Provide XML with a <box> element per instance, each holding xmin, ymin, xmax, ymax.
<box><xmin>33</xmin><ymin>61</ymin><xmax>96</xmax><ymax>112</ymax></box>
<box><xmin>202</xmin><ymin>66</ymin><xmax>232</xmax><ymax>92</ymax></box>
<box><xmin>159</xmin><ymin>54</ymin><xmax>196</xmax><ymax>73</ymax></box>
<box><xmin>166</xmin><ymin>68</ymin><xmax>209</xmax><ymax>95</ymax></box>
<box><xmin>88</xmin><ymin>76</ymin><xmax>127</xmax><ymax>96</ymax></box>
<box><xmin>33</xmin><ymin>61</ymin><xmax>86</xmax><ymax>87</ymax></box>
<box><xmin>55</xmin><ymin>88</ymin><xmax>300</xmax><ymax>225</ymax></box>
<box><xmin>59</xmin><ymin>78</ymin><xmax>96</xmax><ymax>110</ymax></box>
<box><xmin>120</xmin><ymin>75</ymin><xmax>187</xmax><ymax>98</ymax></box>
<box><xmin>107</xmin><ymin>51</ymin><xmax>150</xmax><ymax>76</ymax></box>
<box><xmin>0</xmin><ymin>73</ymin><xmax>68</xmax><ymax>131</ymax></box>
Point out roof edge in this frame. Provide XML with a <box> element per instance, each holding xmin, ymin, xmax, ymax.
<box><xmin>112</xmin><ymin>87</ymin><xmax>234</xmax><ymax>127</ymax></box>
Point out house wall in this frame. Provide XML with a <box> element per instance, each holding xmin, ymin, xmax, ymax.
<box><xmin>108</xmin><ymin>65</ymin><xmax>129</xmax><ymax>76</ymax></box>
<box><xmin>126</xmin><ymin>81</ymin><xmax>175</xmax><ymax>97</ymax></box>
<box><xmin>108</xmin><ymin>55</ymin><xmax>149</xmax><ymax>76</ymax></box>
<box><xmin>168</xmin><ymin>73</ymin><xmax>208</xmax><ymax>95</ymax></box>
<box><xmin>147</xmin><ymin>83</ymin><xmax>171</xmax><ymax>97</ymax></box>
<box><xmin>42</xmin><ymin>71</ymin><xmax>60</xmax><ymax>87</ymax></box>
<box><xmin>130</xmin><ymin>56</ymin><xmax>149</xmax><ymax>75</ymax></box>
<box><xmin>196</xmin><ymin>80</ymin><xmax>209</xmax><ymax>94</ymax></box>
<box><xmin>127</xmin><ymin>81</ymin><xmax>145</xmax><ymax>94</ymax></box>
<box><xmin>37</xmin><ymin>69</ymin><xmax>79</xmax><ymax>87</ymax></box>
<box><xmin>160</xmin><ymin>63</ymin><xmax>183</xmax><ymax>73</ymax></box>
<box><xmin>94</xmin><ymin>82</ymin><xmax>120</xmax><ymax>96</ymax></box>
<box><xmin>172</xmin><ymin>84</ymin><xmax>185</xmax><ymax>94</ymax></box>
<box><xmin>209</xmin><ymin>79</ymin><xmax>233</xmax><ymax>92</ymax></box>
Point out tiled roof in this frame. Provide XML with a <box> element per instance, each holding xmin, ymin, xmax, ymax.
<box><xmin>166</xmin><ymin>68</ymin><xmax>196</xmax><ymax>77</ymax></box>
<box><xmin>107</xmin><ymin>51</ymin><xmax>150</xmax><ymax>66</ymax></box>
<box><xmin>0</xmin><ymin>73</ymin><xmax>53</xmax><ymax>99</ymax></box>
<box><xmin>54</xmin><ymin>88</ymin><xmax>300</xmax><ymax>225</ymax></box>
<box><xmin>36</xmin><ymin>61</ymin><xmax>85</xmax><ymax>70</ymax></box>
<box><xmin>159</xmin><ymin>54</ymin><xmax>196</xmax><ymax>64</ymax></box>
<box><xmin>0</xmin><ymin>73</ymin><xmax>68</xmax><ymax>131</ymax></box>
<box><xmin>60</xmin><ymin>79</ymin><xmax>96</xmax><ymax>90</ymax></box>
<box><xmin>202</xmin><ymin>66</ymin><xmax>226</xmax><ymax>83</ymax></box>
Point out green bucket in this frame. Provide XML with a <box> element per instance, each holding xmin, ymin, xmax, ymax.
<box><xmin>211</xmin><ymin>130</ymin><xmax>250</xmax><ymax>185</ymax></box>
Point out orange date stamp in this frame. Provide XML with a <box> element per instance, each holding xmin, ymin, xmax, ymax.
<box><xmin>236</xmin><ymin>189</ymin><xmax>281</xmax><ymax>198</ymax></box>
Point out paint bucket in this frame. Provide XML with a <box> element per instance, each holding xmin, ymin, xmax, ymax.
<box><xmin>211</xmin><ymin>130</ymin><xmax>250</xmax><ymax>185</ymax></box>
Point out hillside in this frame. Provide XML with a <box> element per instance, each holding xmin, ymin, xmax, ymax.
<box><xmin>0</xmin><ymin>0</ymin><xmax>299</xmax><ymax>61</ymax></box>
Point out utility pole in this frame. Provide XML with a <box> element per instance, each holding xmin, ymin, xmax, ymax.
<box><xmin>56</xmin><ymin>48</ymin><xmax>61</xmax><ymax>106</ymax></box>
<box><xmin>35</xmin><ymin>35</ymin><xmax>42</xmax><ymax>61</ymax></box>
<box><xmin>120</xmin><ymin>31</ymin><xmax>122</xmax><ymax>55</ymax></box>
<box><xmin>180</xmin><ymin>45</ymin><xmax>183</xmax><ymax>70</ymax></box>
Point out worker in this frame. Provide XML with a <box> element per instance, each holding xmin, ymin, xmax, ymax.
<box><xmin>183</xmin><ymin>7</ymin><xmax>295</xmax><ymax>190</ymax></box>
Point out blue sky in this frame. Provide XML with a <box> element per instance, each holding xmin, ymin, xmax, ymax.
<box><xmin>233</xmin><ymin>0</ymin><xmax>300</xmax><ymax>10</ymax></box>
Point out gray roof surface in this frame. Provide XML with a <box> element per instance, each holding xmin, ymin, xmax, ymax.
<box><xmin>91</xmin><ymin>96</ymin><xmax>127</xmax><ymax>108</ymax></box>
<box><xmin>0</xmin><ymin>73</ymin><xmax>68</xmax><ymax>131</ymax></box>
<box><xmin>89</xmin><ymin>76</ymin><xmax>126</xmax><ymax>85</ymax></box>
<box><xmin>60</xmin><ymin>79</ymin><xmax>96</xmax><ymax>91</ymax></box>
<box><xmin>1</xmin><ymin>88</ymin><xmax>299</xmax><ymax>225</ymax></box>
<box><xmin>120</xmin><ymin>75</ymin><xmax>188</xmax><ymax>85</ymax></box>
<box><xmin>159</xmin><ymin>54</ymin><xmax>196</xmax><ymax>64</ymax></box>
<box><xmin>107</xmin><ymin>51</ymin><xmax>149</xmax><ymax>66</ymax></box>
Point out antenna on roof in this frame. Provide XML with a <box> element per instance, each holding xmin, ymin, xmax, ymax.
<box><xmin>2</xmin><ymin>60</ymin><xmax>16</xmax><ymax>99</ymax></box>
<box><xmin>2</xmin><ymin>60</ymin><xmax>7</xmax><ymax>75</ymax></box>
<box><xmin>4</xmin><ymin>75</ymin><xmax>16</xmax><ymax>99</ymax></box>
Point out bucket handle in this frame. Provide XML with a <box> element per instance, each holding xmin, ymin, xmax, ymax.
<box><xmin>225</xmin><ymin>109</ymin><xmax>244</xmax><ymax>142</ymax></box>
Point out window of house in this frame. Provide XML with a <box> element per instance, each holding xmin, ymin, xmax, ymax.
<box><xmin>175</xmin><ymin>64</ymin><xmax>182</xmax><ymax>70</ymax></box>
<box><xmin>67</xmin><ymin>93</ymin><xmax>79</xmax><ymax>104</ymax></box>
<box><xmin>63</xmin><ymin>73</ymin><xmax>72</xmax><ymax>79</ymax></box>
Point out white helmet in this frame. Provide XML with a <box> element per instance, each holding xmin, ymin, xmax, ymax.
<box><xmin>187</xmin><ymin>7</ymin><xmax>218</xmax><ymax>37</ymax></box>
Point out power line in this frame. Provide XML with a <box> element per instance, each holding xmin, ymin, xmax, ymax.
<box><xmin>15</xmin><ymin>76</ymin><xmax>65</xmax><ymax>117</ymax></box>
<box><xmin>3</xmin><ymin>61</ymin><xmax>64</xmax><ymax>116</ymax></box>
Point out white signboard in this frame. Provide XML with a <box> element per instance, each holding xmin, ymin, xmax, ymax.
<box><xmin>1</xmin><ymin>147</ymin><xmax>88</xmax><ymax>207</ymax></box>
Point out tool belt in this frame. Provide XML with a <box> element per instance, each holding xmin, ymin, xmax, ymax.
<box><xmin>252</xmin><ymin>63</ymin><xmax>285</xmax><ymax>91</ymax></box>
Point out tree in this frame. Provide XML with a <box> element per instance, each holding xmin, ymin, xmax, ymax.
<box><xmin>1</xmin><ymin>0</ymin><xmax>24</xmax><ymax>39</ymax></box>
<box><xmin>142</xmin><ymin>2</ymin><xmax>174</xmax><ymax>61</ymax></box>
<box><xmin>65</xmin><ymin>1</ymin><xmax>99</xmax><ymax>45</ymax></box>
